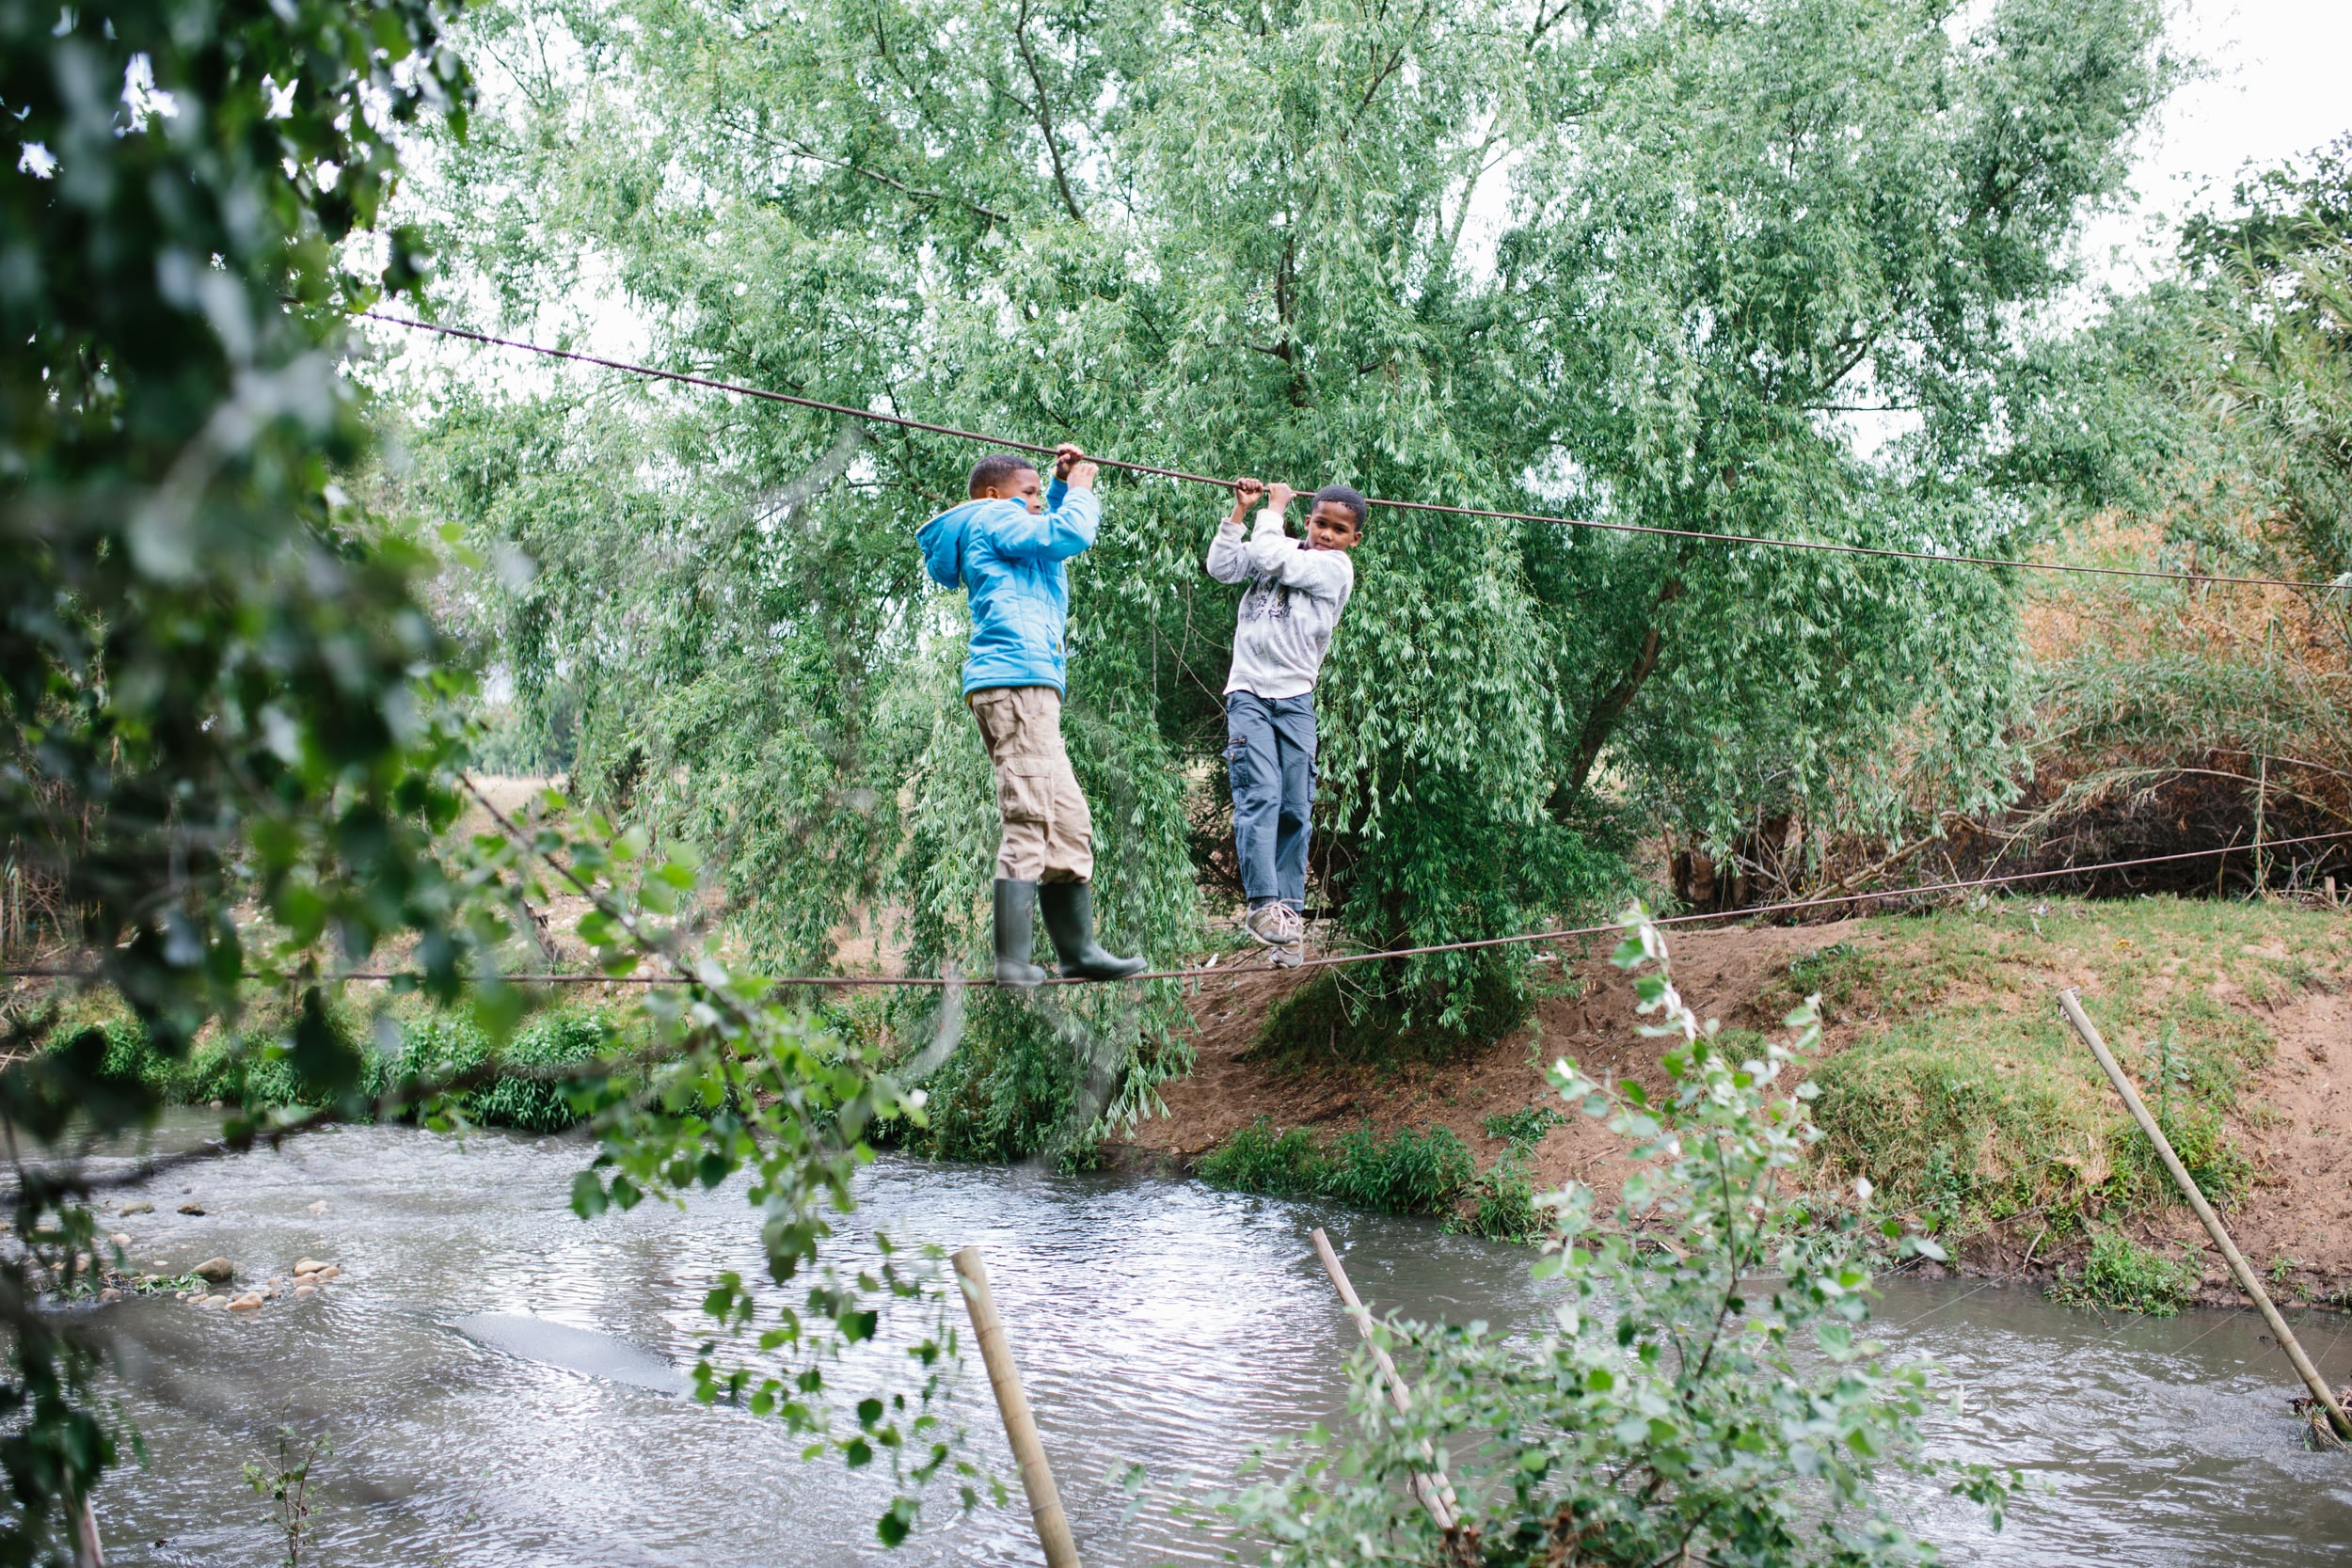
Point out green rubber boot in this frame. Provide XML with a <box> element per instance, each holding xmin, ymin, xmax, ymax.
<box><xmin>1039</xmin><ymin>880</ymin><xmax>1147</xmax><ymax>981</ymax></box>
<box><xmin>993</xmin><ymin>879</ymin><xmax>1049</xmax><ymax>989</ymax></box>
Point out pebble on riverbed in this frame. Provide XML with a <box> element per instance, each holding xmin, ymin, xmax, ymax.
<box><xmin>117</xmin><ymin>1200</ymin><xmax>153</xmax><ymax>1216</ymax></box>
<box><xmin>193</xmin><ymin>1258</ymin><xmax>234</xmax><ymax>1283</ymax></box>
<box><xmin>177</xmin><ymin>1203</ymin><xmax>205</xmax><ymax>1216</ymax></box>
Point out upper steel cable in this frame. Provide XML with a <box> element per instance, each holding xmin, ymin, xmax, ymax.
<box><xmin>361</xmin><ymin>311</ymin><xmax>2347</xmax><ymax>594</ymax></box>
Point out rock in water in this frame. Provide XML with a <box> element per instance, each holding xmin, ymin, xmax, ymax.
<box><xmin>194</xmin><ymin>1258</ymin><xmax>234</xmax><ymax>1283</ymax></box>
<box><xmin>293</xmin><ymin>1258</ymin><xmax>329</xmax><ymax>1275</ymax></box>
<box><xmin>177</xmin><ymin>1203</ymin><xmax>205</xmax><ymax>1216</ymax></box>
<box><xmin>119</xmin><ymin>1201</ymin><xmax>153</xmax><ymax>1216</ymax></box>
<box><xmin>449</xmin><ymin>1313</ymin><xmax>692</xmax><ymax>1396</ymax></box>
<box><xmin>306</xmin><ymin>1201</ymin><xmax>327</xmax><ymax>1215</ymax></box>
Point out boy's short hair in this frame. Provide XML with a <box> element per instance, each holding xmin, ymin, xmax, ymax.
<box><xmin>968</xmin><ymin>453</ymin><xmax>1039</xmax><ymax>498</ymax></box>
<box><xmin>1315</xmin><ymin>483</ymin><xmax>1369</xmax><ymax>532</ymax></box>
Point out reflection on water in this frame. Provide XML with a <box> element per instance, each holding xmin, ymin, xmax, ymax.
<box><xmin>72</xmin><ymin>1117</ymin><xmax>2352</xmax><ymax>1565</ymax></box>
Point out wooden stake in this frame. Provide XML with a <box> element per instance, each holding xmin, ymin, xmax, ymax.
<box><xmin>2058</xmin><ymin>990</ymin><xmax>2351</xmax><ymax>1439</ymax></box>
<box><xmin>951</xmin><ymin>1247</ymin><xmax>1081</xmax><ymax>1568</ymax></box>
<box><xmin>71</xmin><ymin>1493</ymin><xmax>103</xmax><ymax>1568</ymax></box>
<box><xmin>1310</xmin><ymin>1228</ymin><xmax>1461</xmax><ymax>1531</ymax></box>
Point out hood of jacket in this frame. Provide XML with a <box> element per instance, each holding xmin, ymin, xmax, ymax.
<box><xmin>917</xmin><ymin>498</ymin><xmax>1003</xmax><ymax>591</ymax></box>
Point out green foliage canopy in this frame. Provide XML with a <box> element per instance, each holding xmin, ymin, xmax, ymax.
<box><xmin>2</xmin><ymin>0</ymin><xmax>972</xmax><ymax>1550</ymax></box>
<box><xmin>396</xmin><ymin>0</ymin><xmax>2167</xmax><ymax>1086</ymax></box>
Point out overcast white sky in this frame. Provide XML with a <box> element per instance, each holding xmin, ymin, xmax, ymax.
<box><xmin>2086</xmin><ymin>0</ymin><xmax>2352</xmax><ymax>282</ymax></box>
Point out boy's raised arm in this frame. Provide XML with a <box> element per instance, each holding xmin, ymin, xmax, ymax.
<box><xmin>1245</xmin><ymin>485</ymin><xmax>1352</xmax><ymax>601</ymax></box>
<box><xmin>993</xmin><ymin>448</ymin><xmax>1101</xmax><ymax>562</ymax></box>
<box><xmin>1205</xmin><ymin>477</ymin><xmax>1262</xmax><ymax>583</ymax></box>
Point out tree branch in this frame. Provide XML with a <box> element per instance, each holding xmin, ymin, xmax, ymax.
<box><xmin>755</xmin><ymin>131</ymin><xmax>1008</xmax><ymax>226</ymax></box>
<box><xmin>1566</xmin><ymin>577</ymin><xmax>1685</xmax><ymax>796</ymax></box>
<box><xmin>1012</xmin><ymin>0</ymin><xmax>1085</xmax><ymax>223</ymax></box>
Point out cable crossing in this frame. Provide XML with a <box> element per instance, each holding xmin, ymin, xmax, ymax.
<box><xmin>15</xmin><ymin>828</ymin><xmax>2324</xmax><ymax>993</ymax></box>
<box><xmin>361</xmin><ymin>312</ymin><xmax>2346</xmax><ymax>595</ymax></box>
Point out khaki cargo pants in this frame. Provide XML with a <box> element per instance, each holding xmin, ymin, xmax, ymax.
<box><xmin>968</xmin><ymin>686</ymin><xmax>1094</xmax><ymax>883</ymax></box>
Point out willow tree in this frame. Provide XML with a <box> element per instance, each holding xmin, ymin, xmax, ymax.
<box><xmin>394</xmin><ymin>0</ymin><xmax>2167</xmax><ymax>1116</ymax></box>
<box><xmin>1997</xmin><ymin>137</ymin><xmax>2352</xmax><ymax>879</ymax></box>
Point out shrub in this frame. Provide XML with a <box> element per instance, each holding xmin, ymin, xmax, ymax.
<box><xmin>1252</xmin><ymin>966</ymin><xmax>1531</xmax><ymax>1066</ymax></box>
<box><xmin>1198</xmin><ymin>1118</ymin><xmax>1330</xmax><ymax>1196</ymax></box>
<box><xmin>1223</xmin><ymin>909</ymin><xmax>2010</xmax><ymax>1565</ymax></box>
<box><xmin>2050</xmin><ymin>1231</ymin><xmax>2203</xmax><ymax>1317</ymax></box>
<box><xmin>1196</xmin><ymin>1119</ymin><xmax>1473</xmax><ymax>1219</ymax></box>
<box><xmin>1327</xmin><ymin>1123</ymin><xmax>1474</xmax><ymax>1215</ymax></box>
<box><xmin>59</xmin><ymin>1002</ymin><xmax>623</xmax><ymax>1132</ymax></box>
<box><xmin>1480</xmin><ymin>1104</ymin><xmax>1565</xmax><ymax>1148</ymax></box>
<box><xmin>181</xmin><ymin>995</ymin><xmax>384</xmax><ymax>1109</ymax></box>
<box><xmin>1456</xmin><ymin>1150</ymin><xmax>1542</xmax><ymax>1242</ymax></box>
<box><xmin>394</xmin><ymin>1010</ymin><xmax>627</xmax><ymax>1132</ymax></box>
<box><xmin>902</xmin><ymin>996</ymin><xmax>1081</xmax><ymax>1164</ymax></box>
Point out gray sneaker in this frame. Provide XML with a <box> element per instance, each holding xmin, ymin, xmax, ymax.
<box><xmin>1267</xmin><ymin>939</ymin><xmax>1304</xmax><ymax>970</ymax></box>
<box><xmin>1242</xmin><ymin>904</ymin><xmax>1301</xmax><ymax>946</ymax></box>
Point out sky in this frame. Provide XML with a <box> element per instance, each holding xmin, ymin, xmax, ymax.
<box><xmin>2085</xmin><ymin>0</ymin><xmax>2352</xmax><ymax>283</ymax></box>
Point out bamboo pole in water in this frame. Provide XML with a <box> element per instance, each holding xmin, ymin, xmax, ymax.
<box><xmin>1309</xmin><ymin>1227</ymin><xmax>1461</xmax><ymax>1531</ymax></box>
<box><xmin>950</xmin><ymin>1246</ymin><xmax>1082</xmax><ymax>1568</ymax></box>
<box><xmin>2058</xmin><ymin>989</ymin><xmax>2352</xmax><ymax>1440</ymax></box>
<box><xmin>71</xmin><ymin>1494</ymin><xmax>103</xmax><ymax>1568</ymax></box>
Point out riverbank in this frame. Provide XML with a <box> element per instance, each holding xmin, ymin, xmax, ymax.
<box><xmin>1118</xmin><ymin>894</ymin><xmax>2352</xmax><ymax>1308</ymax></box>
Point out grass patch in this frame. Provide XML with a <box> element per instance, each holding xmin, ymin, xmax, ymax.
<box><xmin>1197</xmin><ymin>1118</ymin><xmax>1330</xmax><ymax>1196</ymax></box>
<box><xmin>1798</xmin><ymin>895</ymin><xmax>2344</xmax><ymax>1243</ymax></box>
<box><xmin>1198</xmin><ymin>1117</ymin><xmax>1475</xmax><ymax>1218</ymax></box>
<box><xmin>2049</xmin><ymin>1231</ymin><xmax>2203</xmax><ymax>1316</ymax></box>
<box><xmin>1482</xmin><ymin>1104</ymin><xmax>1566</xmax><ymax>1148</ymax></box>
<box><xmin>47</xmin><ymin>998</ymin><xmax>631</xmax><ymax>1133</ymax></box>
<box><xmin>1457</xmin><ymin>1151</ymin><xmax>1544</xmax><ymax>1242</ymax></box>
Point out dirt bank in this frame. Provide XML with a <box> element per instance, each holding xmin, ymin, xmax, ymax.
<box><xmin>1114</xmin><ymin>896</ymin><xmax>2352</xmax><ymax>1307</ymax></box>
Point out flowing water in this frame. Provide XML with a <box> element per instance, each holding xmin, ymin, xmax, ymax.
<box><xmin>71</xmin><ymin>1116</ymin><xmax>2352</xmax><ymax>1565</ymax></box>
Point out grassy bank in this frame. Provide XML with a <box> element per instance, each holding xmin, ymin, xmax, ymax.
<box><xmin>1155</xmin><ymin>894</ymin><xmax>2352</xmax><ymax>1308</ymax></box>
<box><xmin>39</xmin><ymin>990</ymin><xmax>636</xmax><ymax>1133</ymax></box>
<box><xmin>1790</xmin><ymin>895</ymin><xmax>2344</xmax><ymax>1247</ymax></box>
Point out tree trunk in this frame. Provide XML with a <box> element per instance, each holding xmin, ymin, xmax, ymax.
<box><xmin>1565</xmin><ymin>578</ymin><xmax>1683</xmax><ymax>798</ymax></box>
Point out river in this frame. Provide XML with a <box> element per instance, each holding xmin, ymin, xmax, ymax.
<box><xmin>73</xmin><ymin>1117</ymin><xmax>2352</xmax><ymax>1565</ymax></box>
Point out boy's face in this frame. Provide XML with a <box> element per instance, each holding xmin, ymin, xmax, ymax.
<box><xmin>1305</xmin><ymin>500</ymin><xmax>1363</xmax><ymax>552</ymax></box>
<box><xmin>976</xmin><ymin>467</ymin><xmax>1046</xmax><ymax>513</ymax></box>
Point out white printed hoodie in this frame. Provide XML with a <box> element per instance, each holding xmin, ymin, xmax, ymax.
<box><xmin>1204</xmin><ymin>507</ymin><xmax>1355</xmax><ymax>700</ymax></box>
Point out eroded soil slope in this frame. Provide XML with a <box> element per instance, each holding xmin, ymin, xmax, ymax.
<box><xmin>1118</xmin><ymin>897</ymin><xmax>2352</xmax><ymax>1304</ymax></box>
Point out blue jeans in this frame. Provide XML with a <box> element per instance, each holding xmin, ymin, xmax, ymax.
<box><xmin>1225</xmin><ymin>690</ymin><xmax>1316</xmax><ymax>913</ymax></box>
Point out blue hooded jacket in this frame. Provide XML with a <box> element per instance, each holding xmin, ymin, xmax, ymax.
<box><xmin>916</xmin><ymin>478</ymin><xmax>1101</xmax><ymax>696</ymax></box>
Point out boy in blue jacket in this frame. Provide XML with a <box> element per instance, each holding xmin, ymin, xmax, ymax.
<box><xmin>917</xmin><ymin>446</ymin><xmax>1147</xmax><ymax>986</ymax></box>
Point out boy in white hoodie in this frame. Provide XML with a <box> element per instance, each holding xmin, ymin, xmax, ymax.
<box><xmin>1205</xmin><ymin>477</ymin><xmax>1365</xmax><ymax>965</ymax></box>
